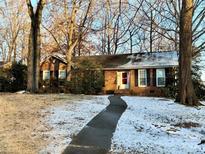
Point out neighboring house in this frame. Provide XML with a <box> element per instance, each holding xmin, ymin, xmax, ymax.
<box><xmin>40</xmin><ymin>53</ymin><xmax>67</xmax><ymax>81</ymax></box>
<box><xmin>40</xmin><ymin>51</ymin><xmax>178</xmax><ymax>96</ymax></box>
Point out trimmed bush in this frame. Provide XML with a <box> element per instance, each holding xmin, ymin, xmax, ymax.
<box><xmin>0</xmin><ymin>76</ymin><xmax>11</xmax><ymax>92</ymax></box>
<box><xmin>70</xmin><ymin>59</ymin><xmax>104</xmax><ymax>94</ymax></box>
<box><xmin>10</xmin><ymin>63</ymin><xmax>27</xmax><ymax>92</ymax></box>
<box><xmin>162</xmin><ymin>84</ymin><xmax>178</xmax><ymax>99</ymax></box>
<box><xmin>0</xmin><ymin>62</ymin><xmax>27</xmax><ymax>92</ymax></box>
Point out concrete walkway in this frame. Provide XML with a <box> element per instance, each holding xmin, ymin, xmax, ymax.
<box><xmin>62</xmin><ymin>96</ymin><xmax>127</xmax><ymax>154</ymax></box>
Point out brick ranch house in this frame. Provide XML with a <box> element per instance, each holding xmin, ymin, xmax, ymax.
<box><xmin>40</xmin><ymin>51</ymin><xmax>178</xmax><ymax>96</ymax></box>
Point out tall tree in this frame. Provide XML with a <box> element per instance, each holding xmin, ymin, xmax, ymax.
<box><xmin>0</xmin><ymin>0</ymin><xmax>29</xmax><ymax>63</ymax></box>
<box><xmin>97</xmin><ymin>0</ymin><xmax>143</xmax><ymax>55</ymax></box>
<box><xmin>65</xmin><ymin>0</ymin><xmax>94</xmax><ymax>80</ymax></box>
<box><xmin>177</xmin><ymin>0</ymin><xmax>199</xmax><ymax>105</ymax></box>
<box><xmin>26</xmin><ymin>0</ymin><xmax>45</xmax><ymax>92</ymax></box>
<box><xmin>42</xmin><ymin>0</ymin><xmax>94</xmax><ymax>81</ymax></box>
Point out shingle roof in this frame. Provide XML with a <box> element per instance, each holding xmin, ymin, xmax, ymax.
<box><xmin>42</xmin><ymin>51</ymin><xmax>179</xmax><ymax>70</ymax></box>
<box><xmin>41</xmin><ymin>52</ymin><xmax>67</xmax><ymax>65</ymax></box>
<box><xmin>73</xmin><ymin>53</ymin><xmax>132</xmax><ymax>68</ymax></box>
<box><xmin>117</xmin><ymin>51</ymin><xmax>178</xmax><ymax>69</ymax></box>
<box><xmin>74</xmin><ymin>51</ymin><xmax>178</xmax><ymax>70</ymax></box>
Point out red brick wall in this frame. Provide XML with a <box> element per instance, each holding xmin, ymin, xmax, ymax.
<box><xmin>103</xmin><ymin>69</ymin><xmax>173</xmax><ymax>96</ymax></box>
<box><xmin>130</xmin><ymin>69</ymin><xmax>165</xmax><ymax>96</ymax></box>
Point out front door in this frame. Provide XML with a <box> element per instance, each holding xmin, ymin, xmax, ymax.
<box><xmin>117</xmin><ymin>71</ymin><xmax>130</xmax><ymax>89</ymax></box>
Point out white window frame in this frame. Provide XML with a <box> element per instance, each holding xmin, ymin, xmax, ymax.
<box><xmin>43</xmin><ymin>70</ymin><xmax>50</xmax><ymax>80</ymax></box>
<box><xmin>156</xmin><ymin>69</ymin><xmax>166</xmax><ymax>87</ymax></box>
<box><xmin>58</xmin><ymin>70</ymin><xmax>66</xmax><ymax>79</ymax></box>
<box><xmin>138</xmin><ymin>69</ymin><xmax>147</xmax><ymax>87</ymax></box>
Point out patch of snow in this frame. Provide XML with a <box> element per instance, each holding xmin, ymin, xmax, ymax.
<box><xmin>39</xmin><ymin>96</ymin><xmax>109</xmax><ymax>154</ymax></box>
<box><xmin>110</xmin><ymin>96</ymin><xmax>205</xmax><ymax>154</ymax></box>
<box><xmin>119</xmin><ymin>51</ymin><xmax>178</xmax><ymax>69</ymax></box>
<box><xmin>15</xmin><ymin>90</ymin><xmax>27</xmax><ymax>94</ymax></box>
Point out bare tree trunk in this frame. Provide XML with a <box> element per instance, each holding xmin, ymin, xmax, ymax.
<box><xmin>13</xmin><ymin>42</ymin><xmax>17</xmax><ymax>62</ymax></box>
<box><xmin>66</xmin><ymin>41</ymin><xmax>77</xmax><ymax>81</ymax></box>
<box><xmin>66</xmin><ymin>0</ymin><xmax>78</xmax><ymax>81</ymax></box>
<box><xmin>65</xmin><ymin>0</ymin><xmax>93</xmax><ymax>80</ymax></box>
<box><xmin>150</xmin><ymin>10</ymin><xmax>153</xmax><ymax>53</ymax></box>
<box><xmin>7</xmin><ymin>47</ymin><xmax>12</xmax><ymax>62</ymax></box>
<box><xmin>26</xmin><ymin>0</ymin><xmax>45</xmax><ymax>93</ymax></box>
<box><xmin>177</xmin><ymin>0</ymin><xmax>199</xmax><ymax>106</ymax></box>
<box><xmin>129</xmin><ymin>30</ymin><xmax>133</xmax><ymax>54</ymax></box>
<box><xmin>106</xmin><ymin>0</ymin><xmax>111</xmax><ymax>55</ymax></box>
<box><xmin>1</xmin><ymin>47</ymin><xmax>6</xmax><ymax>62</ymax></box>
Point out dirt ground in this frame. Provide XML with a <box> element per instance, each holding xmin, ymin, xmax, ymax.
<box><xmin>0</xmin><ymin>93</ymin><xmax>92</xmax><ymax>154</ymax></box>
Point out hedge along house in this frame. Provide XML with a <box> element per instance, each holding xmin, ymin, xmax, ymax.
<box><xmin>40</xmin><ymin>51</ymin><xmax>178</xmax><ymax>96</ymax></box>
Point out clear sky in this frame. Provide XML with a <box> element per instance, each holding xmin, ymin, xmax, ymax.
<box><xmin>31</xmin><ymin>0</ymin><xmax>37</xmax><ymax>6</ymax></box>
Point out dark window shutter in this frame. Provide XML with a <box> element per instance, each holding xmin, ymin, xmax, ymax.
<box><xmin>153</xmin><ymin>69</ymin><xmax>156</xmax><ymax>86</ymax></box>
<box><xmin>147</xmin><ymin>69</ymin><xmax>150</xmax><ymax>86</ymax></box>
<box><xmin>165</xmin><ymin>68</ymin><xmax>169</xmax><ymax>87</ymax></box>
<box><xmin>55</xmin><ymin>71</ymin><xmax>58</xmax><ymax>79</ymax></box>
<box><xmin>135</xmin><ymin>69</ymin><xmax>138</xmax><ymax>87</ymax></box>
<box><xmin>102</xmin><ymin>71</ymin><xmax>105</xmax><ymax>87</ymax></box>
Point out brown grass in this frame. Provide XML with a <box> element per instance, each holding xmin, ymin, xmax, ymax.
<box><xmin>173</xmin><ymin>122</ymin><xmax>200</xmax><ymax>128</ymax></box>
<box><xmin>0</xmin><ymin>93</ymin><xmax>92</xmax><ymax>154</ymax></box>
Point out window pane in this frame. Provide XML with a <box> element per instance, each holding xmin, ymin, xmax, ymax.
<box><xmin>157</xmin><ymin>70</ymin><xmax>164</xmax><ymax>77</ymax></box>
<box><xmin>157</xmin><ymin>69</ymin><xmax>165</xmax><ymax>86</ymax></box>
<box><xmin>59</xmin><ymin>70</ymin><xmax>66</xmax><ymax>79</ymax></box>
<box><xmin>122</xmin><ymin>72</ymin><xmax>127</xmax><ymax>78</ymax></box>
<box><xmin>158</xmin><ymin>77</ymin><xmax>165</xmax><ymax>86</ymax></box>
<box><xmin>43</xmin><ymin>70</ymin><xmax>50</xmax><ymax>80</ymax></box>
<box><xmin>140</xmin><ymin>78</ymin><xmax>146</xmax><ymax>85</ymax></box>
<box><xmin>122</xmin><ymin>72</ymin><xmax>128</xmax><ymax>84</ymax></box>
<box><xmin>122</xmin><ymin>78</ymin><xmax>127</xmax><ymax>84</ymax></box>
<box><xmin>138</xmin><ymin>69</ymin><xmax>147</xmax><ymax>87</ymax></box>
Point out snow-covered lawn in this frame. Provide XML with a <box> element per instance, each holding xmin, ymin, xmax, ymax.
<box><xmin>39</xmin><ymin>96</ymin><xmax>109</xmax><ymax>154</ymax></box>
<box><xmin>111</xmin><ymin>96</ymin><xmax>205</xmax><ymax>154</ymax></box>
